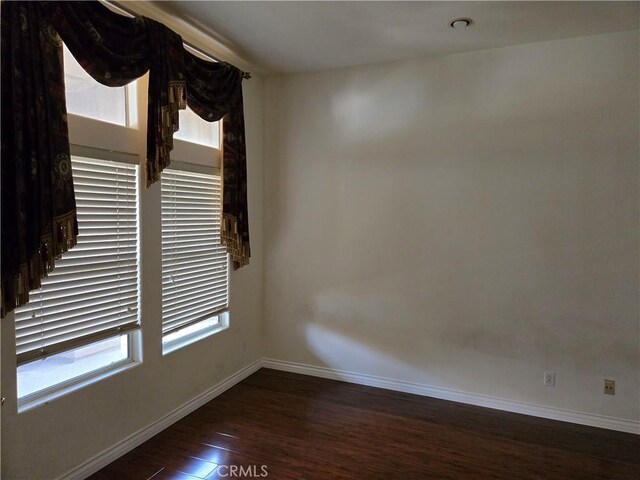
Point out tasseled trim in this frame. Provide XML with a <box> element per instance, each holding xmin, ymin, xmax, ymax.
<box><xmin>147</xmin><ymin>81</ymin><xmax>187</xmax><ymax>187</ymax></box>
<box><xmin>1</xmin><ymin>210</ymin><xmax>78</xmax><ymax>317</ymax></box>
<box><xmin>221</xmin><ymin>213</ymin><xmax>250</xmax><ymax>269</ymax></box>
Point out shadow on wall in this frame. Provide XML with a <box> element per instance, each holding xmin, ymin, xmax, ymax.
<box><xmin>297</xmin><ymin>268</ymin><xmax>638</xmax><ymax>380</ymax></box>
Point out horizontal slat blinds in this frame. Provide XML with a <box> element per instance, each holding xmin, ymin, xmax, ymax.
<box><xmin>161</xmin><ymin>168</ymin><xmax>228</xmax><ymax>336</ymax></box>
<box><xmin>14</xmin><ymin>157</ymin><xmax>140</xmax><ymax>365</ymax></box>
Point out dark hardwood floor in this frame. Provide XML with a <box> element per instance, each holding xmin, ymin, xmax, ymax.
<box><xmin>89</xmin><ymin>368</ymin><xmax>639</xmax><ymax>480</ymax></box>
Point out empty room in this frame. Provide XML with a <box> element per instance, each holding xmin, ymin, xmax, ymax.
<box><xmin>1</xmin><ymin>1</ymin><xmax>638</xmax><ymax>479</ymax></box>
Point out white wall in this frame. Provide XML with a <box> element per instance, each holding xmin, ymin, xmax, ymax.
<box><xmin>0</xmin><ymin>76</ymin><xmax>264</xmax><ymax>479</ymax></box>
<box><xmin>263</xmin><ymin>31</ymin><xmax>639</xmax><ymax>423</ymax></box>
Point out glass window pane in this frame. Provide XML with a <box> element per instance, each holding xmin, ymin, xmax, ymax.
<box><xmin>163</xmin><ymin>316</ymin><xmax>221</xmax><ymax>346</ymax></box>
<box><xmin>63</xmin><ymin>45</ymin><xmax>128</xmax><ymax>126</ymax></box>
<box><xmin>174</xmin><ymin>106</ymin><xmax>220</xmax><ymax>148</ymax></box>
<box><xmin>17</xmin><ymin>335</ymin><xmax>130</xmax><ymax>398</ymax></box>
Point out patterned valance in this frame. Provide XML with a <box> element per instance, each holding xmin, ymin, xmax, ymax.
<box><xmin>1</xmin><ymin>1</ymin><xmax>250</xmax><ymax>317</ymax></box>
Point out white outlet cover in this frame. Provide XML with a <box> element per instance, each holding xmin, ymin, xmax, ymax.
<box><xmin>544</xmin><ymin>371</ymin><xmax>556</xmax><ymax>387</ymax></box>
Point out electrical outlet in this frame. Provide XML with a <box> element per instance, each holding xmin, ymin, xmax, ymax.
<box><xmin>604</xmin><ymin>379</ymin><xmax>615</xmax><ymax>395</ymax></box>
<box><xmin>544</xmin><ymin>371</ymin><xmax>555</xmax><ymax>387</ymax></box>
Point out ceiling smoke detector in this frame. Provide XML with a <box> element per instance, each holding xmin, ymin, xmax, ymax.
<box><xmin>450</xmin><ymin>18</ymin><xmax>471</xmax><ymax>29</ymax></box>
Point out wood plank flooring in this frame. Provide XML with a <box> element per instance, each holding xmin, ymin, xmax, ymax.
<box><xmin>89</xmin><ymin>368</ymin><xmax>639</xmax><ymax>480</ymax></box>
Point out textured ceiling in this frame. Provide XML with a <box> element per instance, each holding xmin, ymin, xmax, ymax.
<box><xmin>155</xmin><ymin>1</ymin><xmax>640</xmax><ymax>74</ymax></box>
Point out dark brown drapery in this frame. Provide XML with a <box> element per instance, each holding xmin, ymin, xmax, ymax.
<box><xmin>184</xmin><ymin>52</ymin><xmax>250</xmax><ymax>267</ymax></box>
<box><xmin>1</xmin><ymin>0</ymin><xmax>250</xmax><ymax>317</ymax></box>
<box><xmin>1</xmin><ymin>2</ymin><xmax>78</xmax><ymax>317</ymax></box>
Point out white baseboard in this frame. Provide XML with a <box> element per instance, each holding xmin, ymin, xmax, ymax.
<box><xmin>262</xmin><ymin>358</ymin><xmax>640</xmax><ymax>435</ymax></box>
<box><xmin>57</xmin><ymin>359</ymin><xmax>262</xmax><ymax>480</ymax></box>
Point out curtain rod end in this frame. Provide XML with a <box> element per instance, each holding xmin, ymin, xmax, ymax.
<box><xmin>243</xmin><ymin>72</ymin><xmax>252</xmax><ymax>80</ymax></box>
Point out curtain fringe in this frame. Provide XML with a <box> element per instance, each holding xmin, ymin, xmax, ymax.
<box><xmin>147</xmin><ymin>81</ymin><xmax>187</xmax><ymax>187</ymax></box>
<box><xmin>1</xmin><ymin>210</ymin><xmax>77</xmax><ymax>317</ymax></box>
<box><xmin>221</xmin><ymin>213</ymin><xmax>250</xmax><ymax>269</ymax></box>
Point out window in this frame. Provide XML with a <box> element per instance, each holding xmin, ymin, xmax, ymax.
<box><xmin>161</xmin><ymin>167</ymin><xmax>229</xmax><ymax>352</ymax></box>
<box><xmin>15</xmin><ymin>156</ymin><xmax>140</xmax><ymax>402</ymax></box>
<box><xmin>174</xmin><ymin>106</ymin><xmax>220</xmax><ymax>148</ymax></box>
<box><xmin>173</xmin><ymin>45</ymin><xmax>220</xmax><ymax>148</ymax></box>
<box><xmin>63</xmin><ymin>45</ymin><xmax>129</xmax><ymax>126</ymax></box>
<box><xmin>13</xmin><ymin>40</ymin><xmax>142</xmax><ymax>405</ymax></box>
<box><xmin>12</xmin><ymin>38</ymin><xmax>227</xmax><ymax>405</ymax></box>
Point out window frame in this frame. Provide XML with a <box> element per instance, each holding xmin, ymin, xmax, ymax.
<box><xmin>161</xmin><ymin>138</ymin><xmax>229</xmax><ymax>355</ymax></box>
<box><xmin>12</xmin><ymin>45</ymin><xmax>228</xmax><ymax>409</ymax></box>
<box><xmin>18</xmin><ymin>333</ymin><xmax>140</xmax><ymax>410</ymax></box>
<box><xmin>17</xmin><ymin>148</ymin><xmax>144</xmax><ymax>409</ymax></box>
<box><xmin>14</xmin><ymin>65</ymin><xmax>146</xmax><ymax>409</ymax></box>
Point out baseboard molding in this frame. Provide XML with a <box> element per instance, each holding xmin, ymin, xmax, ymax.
<box><xmin>262</xmin><ymin>358</ymin><xmax>640</xmax><ymax>435</ymax></box>
<box><xmin>58</xmin><ymin>359</ymin><xmax>263</xmax><ymax>480</ymax></box>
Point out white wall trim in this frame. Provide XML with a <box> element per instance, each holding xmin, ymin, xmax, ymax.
<box><xmin>262</xmin><ymin>358</ymin><xmax>640</xmax><ymax>435</ymax></box>
<box><xmin>57</xmin><ymin>359</ymin><xmax>262</xmax><ymax>480</ymax></box>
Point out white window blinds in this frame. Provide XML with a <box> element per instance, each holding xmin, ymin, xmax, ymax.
<box><xmin>14</xmin><ymin>157</ymin><xmax>140</xmax><ymax>365</ymax></box>
<box><xmin>161</xmin><ymin>168</ymin><xmax>229</xmax><ymax>336</ymax></box>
